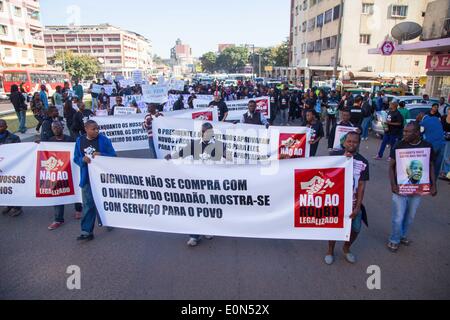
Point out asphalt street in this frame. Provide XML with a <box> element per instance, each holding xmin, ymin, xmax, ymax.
<box><xmin>0</xmin><ymin>122</ymin><xmax>449</xmax><ymax>300</ymax></box>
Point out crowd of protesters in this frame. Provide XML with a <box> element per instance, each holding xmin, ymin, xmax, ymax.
<box><xmin>1</xmin><ymin>76</ymin><xmax>449</xmax><ymax>265</ymax></box>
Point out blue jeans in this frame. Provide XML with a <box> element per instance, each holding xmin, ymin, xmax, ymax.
<box><xmin>378</xmin><ymin>134</ymin><xmax>398</xmax><ymax>158</ymax></box>
<box><xmin>16</xmin><ymin>111</ymin><xmax>27</xmax><ymax>133</ymax></box>
<box><xmin>361</xmin><ymin>116</ymin><xmax>372</xmax><ymax>139</ymax></box>
<box><xmin>148</xmin><ymin>138</ymin><xmax>157</xmax><ymax>159</ymax></box>
<box><xmin>54</xmin><ymin>203</ymin><xmax>82</xmax><ymax>223</ymax></box>
<box><xmin>280</xmin><ymin>108</ymin><xmax>289</xmax><ymax>125</ymax></box>
<box><xmin>389</xmin><ymin>194</ymin><xmax>422</xmax><ymax>244</ymax></box>
<box><xmin>441</xmin><ymin>141</ymin><xmax>450</xmax><ymax>175</ymax></box>
<box><xmin>81</xmin><ymin>184</ymin><xmax>98</xmax><ymax>236</ymax></box>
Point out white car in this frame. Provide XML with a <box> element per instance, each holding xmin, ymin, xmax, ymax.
<box><xmin>223</xmin><ymin>80</ymin><xmax>238</xmax><ymax>87</ymax></box>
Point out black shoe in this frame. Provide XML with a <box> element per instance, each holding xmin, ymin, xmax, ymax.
<box><xmin>9</xmin><ymin>208</ymin><xmax>23</xmax><ymax>217</ymax></box>
<box><xmin>77</xmin><ymin>234</ymin><xmax>94</xmax><ymax>241</ymax></box>
<box><xmin>2</xmin><ymin>207</ymin><xmax>12</xmax><ymax>215</ymax></box>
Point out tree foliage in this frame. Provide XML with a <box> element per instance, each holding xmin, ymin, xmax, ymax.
<box><xmin>50</xmin><ymin>51</ymin><xmax>101</xmax><ymax>80</ymax></box>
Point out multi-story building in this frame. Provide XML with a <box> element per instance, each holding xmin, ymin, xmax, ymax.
<box><xmin>170</xmin><ymin>38</ymin><xmax>194</xmax><ymax>76</ymax></box>
<box><xmin>289</xmin><ymin>0</ymin><xmax>431</xmax><ymax>86</ymax></box>
<box><xmin>44</xmin><ymin>24</ymin><xmax>153</xmax><ymax>77</ymax></box>
<box><xmin>0</xmin><ymin>0</ymin><xmax>47</xmax><ymax>70</ymax></box>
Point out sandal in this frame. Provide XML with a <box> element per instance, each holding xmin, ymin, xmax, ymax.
<box><xmin>387</xmin><ymin>242</ymin><xmax>399</xmax><ymax>253</ymax></box>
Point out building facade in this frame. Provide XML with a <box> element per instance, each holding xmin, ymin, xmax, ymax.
<box><xmin>289</xmin><ymin>0</ymin><xmax>431</xmax><ymax>86</ymax></box>
<box><xmin>44</xmin><ymin>24</ymin><xmax>153</xmax><ymax>77</ymax></box>
<box><xmin>0</xmin><ymin>0</ymin><xmax>46</xmax><ymax>70</ymax></box>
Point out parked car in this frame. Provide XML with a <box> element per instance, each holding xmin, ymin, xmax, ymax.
<box><xmin>372</xmin><ymin>104</ymin><xmax>432</xmax><ymax>137</ymax></box>
<box><xmin>223</xmin><ymin>79</ymin><xmax>238</xmax><ymax>87</ymax></box>
<box><xmin>0</xmin><ymin>89</ymin><xmax>8</xmax><ymax>101</ymax></box>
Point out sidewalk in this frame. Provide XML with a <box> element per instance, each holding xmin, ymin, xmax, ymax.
<box><xmin>15</xmin><ymin>129</ymin><xmax>39</xmax><ymax>142</ymax></box>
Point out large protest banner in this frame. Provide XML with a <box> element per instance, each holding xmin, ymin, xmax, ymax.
<box><xmin>332</xmin><ymin>126</ymin><xmax>360</xmax><ymax>150</ymax></box>
<box><xmin>197</xmin><ymin>97</ymin><xmax>271</xmax><ymax>121</ymax></box>
<box><xmin>93</xmin><ymin>115</ymin><xmax>148</xmax><ymax>152</ymax></box>
<box><xmin>0</xmin><ymin>143</ymin><xmax>81</xmax><ymax>207</ymax></box>
<box><xmin>166</xmin><ymin>94</ymin><xmax>214</xmax><ymax>111</ymax></box>
<box><xmin>142</xmin><ymin>84</ymin><xmax>169</xmax><ymax>104</ymax></box>
<box><xmin>91</xmin><ymin>84</ymin><xmax>115</xmax><ymax>95</ymax></box>
<box><xmin>396</xmin><ymin>148</ymin><xmax>431</xmax><ymax>196</ymax></box>
<box><xmin>88</xmin><ymin>156</ymin><xmax>353</xmax><ymax>241</ymax></box>
<box><xmin>152</xmin><ymin>117</ymin><xmax>311</xmax><ymax>161</ymax></box>
<box><xmin>91</xmin><ymin>108</ymin><xmax>219</xmax><ymax>152</ymax></box>
<box><xmin>110</xmin><ymin>95</ymin><xmax>147</xmax><ymax>112</ymax></box>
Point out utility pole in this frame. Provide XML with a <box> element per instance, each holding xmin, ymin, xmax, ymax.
<box><xmin>258</xmin><ymin>54</ymin><xmax>262</xmax><ymax>78</ymax></box>
<box><xmin>332</xmin><ymin>0</ymin><xmax>344</xmax><ymax>90</ymax></box>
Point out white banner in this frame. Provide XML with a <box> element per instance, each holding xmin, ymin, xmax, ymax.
<box><xmin>132</xmin><ymin>70</ymin><xmax>143</xmax><ymax>85</ymax></box>
<box><xmin>333</xmin><ymin>126</ymin><xmax>360</xmax><ymax>150</ymax></box>
<box><xmin>88</xmin><ymin>156</ymin><xmax>353</xmax><ymax>241</ymax></box>
<box><xmin>0</xmin><ymin>143</ymin><xmax>81</xmax><ymax>207</ymax></box>
<box><xmin>91</xmin><ymin>84</ymin><xmax>115</xmax><ymax>95</ymax></box>
<box><xmin>166</xmin><ymin>94</ymin><xmax>214</xmax><ymax>111</ymax></box>
<box><xmin>168</xmin><ymin>79</ymin><xmax>185</xmax><ymax>92</ymax></box>
<box><xmin>114</xmin><ymin>107</ymin><xmax>138</xmax><ymax>116</ymax></box>
<box><xmin>119</xmin><ymin>79</ymin><xmax>135</xmax><ymax>88</ymax></box>
<box><xmin>153</xmin><ymin>117</ymin><xmax>311</xmax><ymax>162</ymax></box>
<box><xmin>142</xmin><ymin>84</ymin><xmax>169</xmax><ymax>104</ymax></box>
<box><xmin>93</xmin><ymin>115</ymin><xmax>148</xmax><ymax>152</ymax></box>
<box><xmin>222</xmin><ymin>97</ymin><xmax>271</xmax><ymax>121</ymax></box>
<box><xmin>110</xmin><ymin>95</ymin><xmax>147</xmax><ymax>112</ymax></box>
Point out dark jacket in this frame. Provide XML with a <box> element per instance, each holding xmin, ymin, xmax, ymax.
<box><xmin>74</xmin><ymin>134</ymin><xmax>117</xmax><ymax>188</ymax></box>
<box><xmin>10</xmin><ymin>91</ymin><xmax>27</xmax><ymax>112</ymax></box>
<box><xmin>0</xmin><ymin>131</ymin><xmax>21</xmax><ymax>145</ymax></box>
<box><xmin>40</xmin><ymin>116</ymin><xmax>55</xmax><ymax>142</ymax></box>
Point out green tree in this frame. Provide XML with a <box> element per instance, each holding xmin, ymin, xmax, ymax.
<box><xmin>272</xmin><ymin>39</ymin><xmax>289</xmax><ymax>67</ymax></box>
<box><xmin>249</xmin><ymin>47</ymin><xmax>275</xmax><ymax>75</ymax></box>
<box><xmin>200</xmin><ymin>52</ymin><xmax>217</xmax><ymax>73</ymax></box>
<box><xmin>49</xmin><ymin>51</ymin><xmax>101</xmax><ymax>80</ymax></box>
<box><xmin>216</xmin><ymin>47</ymin><xmax>249</xmax><ymax>73</ymax></box>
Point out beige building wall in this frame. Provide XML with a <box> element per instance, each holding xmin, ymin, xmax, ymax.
<box><xmin>291</xmin><ymin>0</ymin><xmax>431</xmax><ymax>79</ymax></box>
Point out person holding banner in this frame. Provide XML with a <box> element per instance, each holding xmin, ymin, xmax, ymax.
<box><xmin>143</xmin><ymin>104</ymin><xmax>164</xmax><ymax>159</ymax></box>
<box><xmin>71</xmin><ymin>102</ymin><xmax>94</xmax><ymax>138</ymax></box>
<box><xmin>304</xmin><ymin>110</ymin><xmax>324</xmax><ymax>157</ymax></box>
<box><xmin>110</xmin><ymin>96</ymin><xmax>125</xmax><ymax>116</ymax></box>
<box><xmin>325</xmin><ymin>131</ymin><xmax>370</xmax><ymax>265</ymax></box>
<box><xmin>387</xmin><ymin>122</ymin><xmax>438</xmax><ymax>253</ymax></box>
<box><xmin>327</xmin><ymin>109</ymin><xmax>359</xmax><ymax>152</ymax></box>
<box><xmin>74</xmin><ymin>120</ymin><xmax>117</xmax><ymax>241</ymax></box>
<box><xmin>0</xmin><ymin>119</ymin><xmax>23</xmax><ymax>217</ymax></box>
<box><xmin>208</xmin><ymin>93</ymin><xmax>228</xmax><ymax>122</ymax></box>
<box><xmin>240</xmin><ymin>100</ymin><xmax>270</xmax><ymax>128</ymax></box>
<box><xmin>165</xmin><ymin>122</ymin><xmax>224</xmax><ymax>247</ymax></box>
<box><xmin>39</xmin><ymin>107</ymin><xmax>60</xmax><ymax>142</ymax></box>
<box><xmin>98</xmin><ymin>88</ymin><xmax>110</xmax><ymax>112</ymax></box>
<box><xmin>44</xmin><ymin>121</ymin><xmax>83</xmax><ymax>230</ymax></box>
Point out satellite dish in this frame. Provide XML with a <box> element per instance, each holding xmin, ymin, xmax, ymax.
<box><xmin>391</xmin><ymin>22</ymin><xmax>422</xmax><ymax>43</ymax></box>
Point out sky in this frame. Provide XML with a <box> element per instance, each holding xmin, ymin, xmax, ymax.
<box><xmin>40</xmin><ymin>0</ymin><xmax>290</xmax><ymax>58</ymax></box>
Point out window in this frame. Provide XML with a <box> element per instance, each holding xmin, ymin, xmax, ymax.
<box><xmin>359</xmin><ymin>34</ymin><xmax>371</xmax><ymax>44</ymax></box>
<box><xmin>4</xmin><ymin>72</ymin><xmax>28</xmax><ymax>82</ymax></box>
<box><xmin>5</xmin><ymin>48</ymin><xmax>12</xmax><ymax>57</ymax></box>
<box><xmin>107</xmin><ymin>38</ymin><xmax>120</xmax><ymax>42</ymax></box>
<box><xmin>322</xmin><ymin>37</ymin><xmax>331</xmax><ymax>50</ymax></box>
<box><xmin>391</xmin><ymin>5</ymin><xmax>408</xmax><ymax>18</ymax></box>
<box><xmin>315</xmin><ymin>40</ymin><xmax>322</xmax><ymax>52</ymax></box>
<box><xmin>310</xmin><ymin>0</ymin><xmax>317</xmax><ymax>7</ymax></box>
<box><xmin>316</xmin><ymin>14</ymin><xmax>324</xmax><ymax>28</ymax></box>
<box><xmin>330</xmin><ymin>35</ymin><xmax>338</xmax><ymax>49</ymax></box>
<box><xmin>308</xmin><ymin>18</ymin><xmax>315</xmax><ymax>31</ymax></box>
<box><xmin>362</xmin><ymin>3</ymin><xmax>374</xmax><ymax>15</ymax></box>
<box><xmin>22</xmin><ymin>50</ymin><xmax>28</xmax><ymax>58</ymax></box>
<box><xmin>92</xmin><ymin>49</ymin><xmax>104</xmax><ymax>53</ymax></box>
<box><xmin>18</xmin><ymin>28</ymin><xmax>25</xmax><ymax>39</ymax></box>
<box><xmin>307</xmin><ymin>42</ymin><xmax>315</xmax><ymax>53</ymax></box>
<box><xmin>14</xmin><ymin>6</ymin><xmax>22</xmax><ymax>17</ymax></box>
<box><xmin>301</xmin><ymin>43</ymin><xmax>306</xmax><ymax>54</ymax></box>
<box><xmin>302</xmin><ymin>21</ymin><xmax>307</xmax><ymax>32</ymax></box>
<box><xmin>324</xmin><ymin>9</ymin><xmax>333</xmax><ymax>24</ymax></box>
<box><xmin>109</xmin><ymin>48</ymin><xmax>121</xmax><ymax>53</ymax></box>
<box><xmin>0</xmin><ymin>1</ymin><xmax>4</xmax><ymax>12</ymax></box>
<box><xmin>333</xmin><ymin>5</ymin><xmax>340</xmax><ymax>21</ymax></box>
<box><xmin>0</xmin><ymin>24</ymin><xmax>7</xmax><ymax>36</ymax></box>
<box><xmin>414</xmin><ymin>61</ymin><xmax>420</xmax><ymax>67</ymax></box>
<box><xmin>303</xmin><ymin>0</ymin><xmax>307</xmax><ymax>10</ymax></box>
<box><xmin>91</xmin><ymin>37</ymin><xmax>103</xmax><ymax>42</ymax></box>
